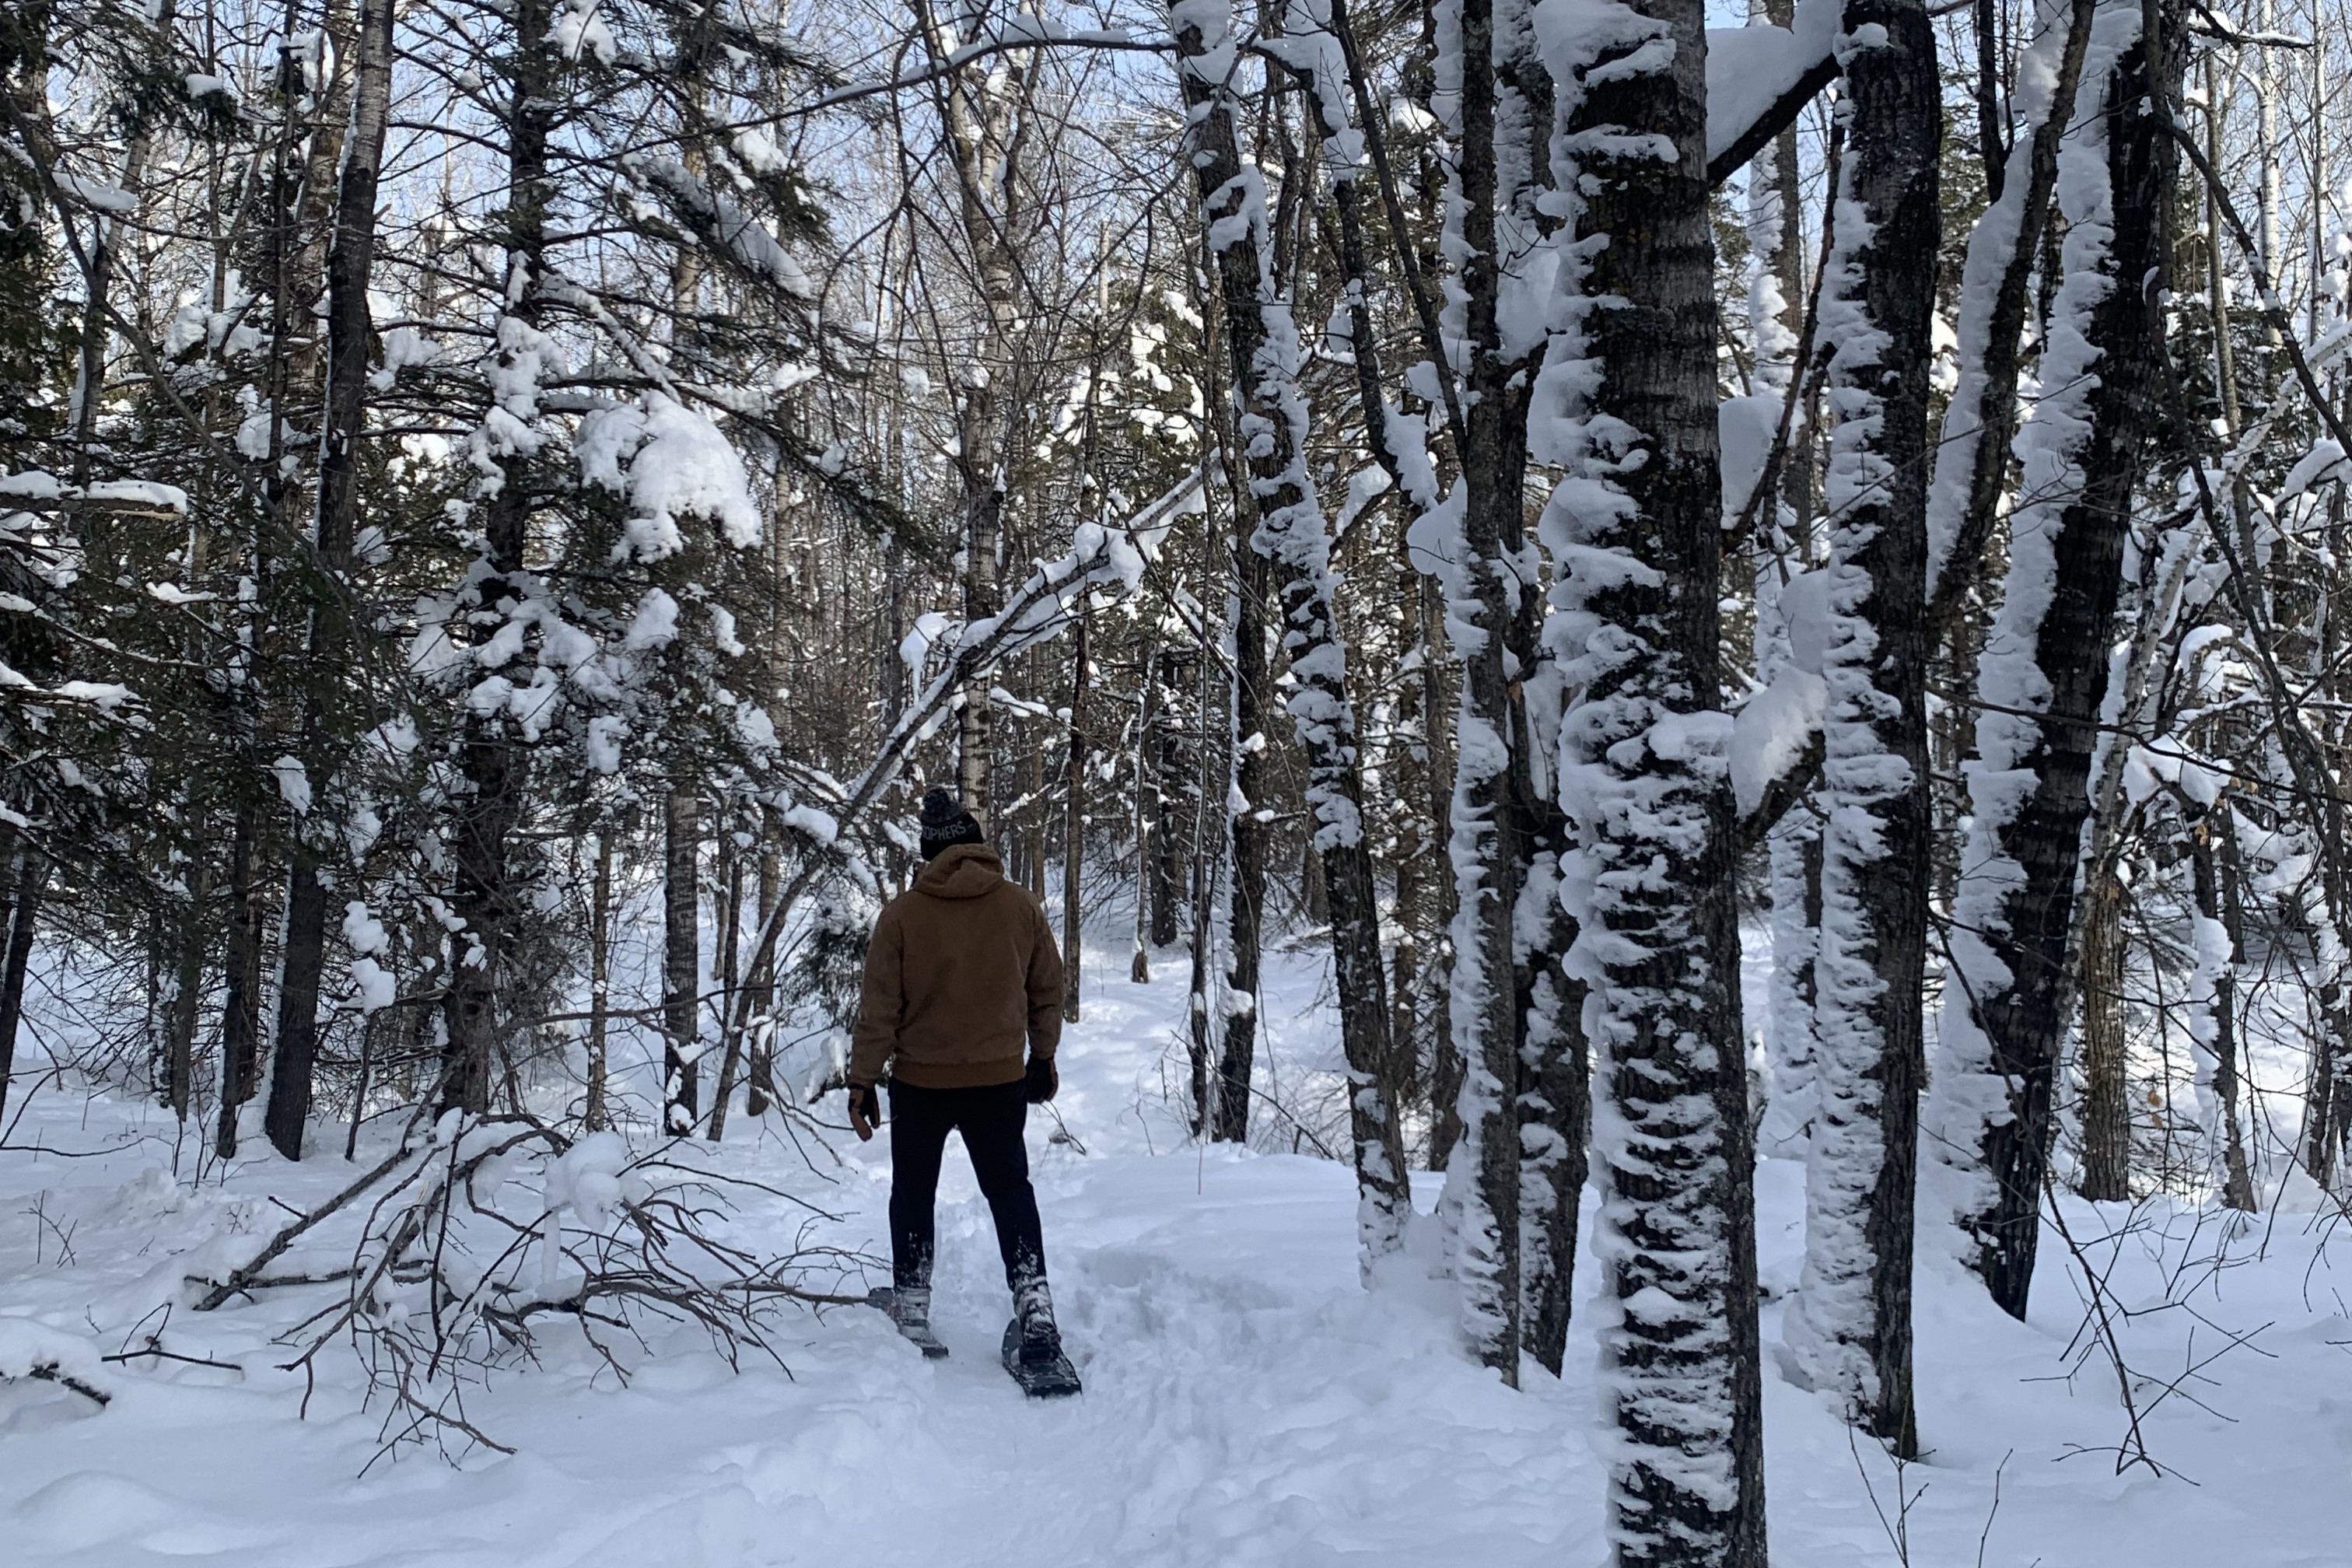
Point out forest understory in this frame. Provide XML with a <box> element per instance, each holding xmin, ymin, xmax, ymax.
<box><xmin>5</xmin><ymin>915</ymin><xmax>2352</xmax><ymax>1568</ymax></box>
<box><xmin>8</xmin><ymin>0</ymin><xmax>2352</xmax><ymax>1558</ymax></box>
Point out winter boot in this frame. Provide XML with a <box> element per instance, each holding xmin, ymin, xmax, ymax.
<box><xmin>868</xmin><ymin>1279</ymin><xmax>949</xmax><ymax>1359</ymax></box>
<box><xmin>1013</xmin><ymin>1278</ymin><xmax>1062</xmax><ymax>1366</ymax></box>
<box><xmin>890</xmin><ymin>1284</ymin><xmax>933</xmax><ymax>1335</ymax></box>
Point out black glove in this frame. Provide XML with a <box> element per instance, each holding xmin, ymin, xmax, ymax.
<box><xmin>1025</xmin><ymin>1056</ymin><xmax>1058</xmax><ymax>1104</ymax></box>
<box><xmin>847</xmin><ymin>1081</ymin><xmax>883</xmax><ymax>1141</ymax></box>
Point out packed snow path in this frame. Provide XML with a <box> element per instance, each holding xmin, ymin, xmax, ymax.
<box><xmin>5</xmin><ymin>940</ymin><xmax>2352</xmax><ymax>1566</ymax></box>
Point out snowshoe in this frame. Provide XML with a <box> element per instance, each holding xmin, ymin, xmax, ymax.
<box><xmin>866</xmin><ymin>1286</ymin><xmax>950</xmax><ymax>1360</ymax></box>
<box><xmin>999</xmin><ymin>1318</ymin><xmax>1081</xmax><ymax>1398</ymax></box>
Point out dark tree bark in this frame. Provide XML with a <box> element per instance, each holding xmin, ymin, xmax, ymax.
<box><xmin>2076</xmin><ymin>875</ymin><xmax>2131</xmax><ymax>1200</ymax></box>
<box><xmin>1176</xmin><ymin>5</ymin><xmax>1409</xmax><ymax>1248</ymax></box>
<box><xmin>441</xmin><ymin>0</ymin><xmax>555</xmax><ymax>1117</ymax></box>
<box><xmin>707</xmin><ymin>845</ymin><xmax>747</xmax><ymax>1140</ymax></box>
<box><xmin>1551</xmin><ymin>0</ymin><xmax>1766</xmax><ymax>1552</ymax></box>
<box><xmin>1129</xmin><ymin>646</ymin><xmax>1157</xmax><ymax>985</ymax></box>
<box><xmin>1941</xmin><ymin>5</ymin><xmax>2181</xmax><ymax>1320</ymax></box>
<box><xmin>1976</xmin><ymin>0</ymin><xmax>2007</xmax><ymax>201</ymax></box>
<box><xmin>1783</xmin><ymin>0</ymin><xmax>1937</xmax><ymax>1460</ymax></box>
<box><xmin>1063</xmin><ymin>609</ymin><xmax>1087</xmax><ymax>1024</ymax></box>
<box><xmin>215</xmin><ymin>804</ymin><xmax>268</xmax><ymax>1156</ymax></box>
<box><xmin>162</xmin><ymin>848</ymin><xmax>208</xmax><ymax>1122</ymax></box>
<box><xmin>744</xmin><ymin>837</ymin><xmax>779</xmax><ymax>1119</ymax></box>
<box><xmin>1443</xmin><ymin>0</ymin><xmax>1552</xmax><ymax>1381</ymax></box>
<box><xmin>1161</xmin><ymin>37</ymin><xmax>1273</xmax><ymax>1150</ymax></box>
<box><xmin>1926</xmin><ymin>0</ymin><xmax>2099</xmax><ymax>626</ymax></box>
<box><xmin>2191</xmin><ymin>817</ymin><xmax>2256</xmax><ymax>1210</ymax></box>
<box><xmin>265</xmin><ymin>0</ymin><xmax>394</xmax><ymax>1160</ymax></box>
<box><xmin>0</xmin><ymin>843</ymin><xmax>38</xmax><ymax>1126</ymax></box>
<box><xmin>585</xmin><ymin>828</ymin><xmax>614</xmax><ymax>1131</ymax></box>
<box><xmin>1149</xmin><ymin>677</ymin><xmax>1185</xmax><ymax>949</ymax></box>
<box><xmin>663</xmin><ymin>788</ymin><xmax>700</xmax><ymax>1135</ymax></box>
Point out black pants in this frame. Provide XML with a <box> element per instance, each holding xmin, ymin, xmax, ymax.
<box><xmin>887</xmin><ymin>1077</ymin><xmax>1046</xmax><ymax>1294</ymax></box>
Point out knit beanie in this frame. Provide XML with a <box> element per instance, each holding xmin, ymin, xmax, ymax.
<box><xmin>919</xmin><ymin>786</ymin><xmax>985</xmax><ymax>861</ymax></box>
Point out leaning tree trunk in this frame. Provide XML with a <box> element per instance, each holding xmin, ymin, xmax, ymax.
<box><xmin>1174</xmin><ymin>0</ymin><xmax>1409</xmax><ymax>1255</ymax></box>
<box><xmin>1924</xmin><ymin>0</ymin><xmax>2100</xmax><ymax>626</ymax></box>
<box><xmin>1926</xmin><ymin>0</ymin><xmax>2179</xmax><ymax>1321</ymax></box>
<box><xmin>1547</xmin><ymin>0</ymin><xmax>1767</xmax><ymax>1556</ymax></box>
<box><xmin>1780</xmin><ymin>0</ymin><xmax>1937</xmax><ymax>1460</ymax></box>
<box><xmin>266</xmin><ymin>0</ymin><xmax>394</xmax><ymax>1160</ymax></box>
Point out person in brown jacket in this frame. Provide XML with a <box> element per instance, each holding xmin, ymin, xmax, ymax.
<box><xmin>848</xmin><ymin>788</ymin><xmax>1066</xmax><ymax>1363</ymax></box>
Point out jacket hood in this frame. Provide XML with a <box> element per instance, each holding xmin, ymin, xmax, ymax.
<box><xmin>915</xmin><ymin>842</ymin><xmax>1005</xmax><ymax>900</ymax></box>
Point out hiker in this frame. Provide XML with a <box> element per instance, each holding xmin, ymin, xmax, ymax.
<box><xmin>847</xmin><ymin>787</ymin><xmax>1069</xmax><ymax>1375</ymax></box>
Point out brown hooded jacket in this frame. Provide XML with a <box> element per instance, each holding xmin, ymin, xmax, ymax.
<box><xmin>849</xmin><ymin>844</ymin><xmax>1064</xmax><ymax>1089</ymax></box>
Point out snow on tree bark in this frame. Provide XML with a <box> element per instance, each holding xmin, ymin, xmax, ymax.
<box><xmin>922</xmin><ymin>10</ymin><xmax>1027</xmax><ymax>823</ymax></box>
<box><xmin>268</xmin><ymin>0</ymin><xmax>396</xmax><ymax>1161</ymax></box>
<box><xmin>1535</xmin><ymin>0</ymin><xmax>1766</xmax><ymax>1554</ymax></box>
<box><xmin>441</xmin><ymin>0</ymin><xmax>557</xmax><ymax>1117</ymax></box>
<box><xmin>1922</xmin><ymin>0</ymin><xmax>2098</xmax><ymax>624</ymax></box>
<box><xmin>1924</xmin><ymin>0</ymin><xmax>2178</xmax><ymax>1320</ymax></box>
<box><xmin>1740</xmin><ymin>12</ymin><xmax>1820</xmax><ymax>1161</ymax></box>
<box><xmin>1178</xmin><ymin>0</ymin><xmax>1410</xmax><ymax>1262</ymax></box>
<box><xmin>1419</xmin><ymin>0</ymin><xmax>1556</xmax><ymax>1379</ymax></box>
<box><xmin>1779</xmin><ymin>0</ymin><xmax>1936</xmax><ymax>1459</ymax></box>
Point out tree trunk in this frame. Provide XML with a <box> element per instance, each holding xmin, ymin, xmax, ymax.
<box><xmin>1185</xmin><ymin>591</ymin><xmax>1223</xmax><ymax>1134</ymax></box>
<box><xmin>2193</xmin><ymin>819</ymin><xmax>2256</xmax><ymax>1210</ymax></box>
<box><xmin>0</xmin><ymin>844</ymin><xmax>38</xmax><ymax>1126</ymax></box>
<box><xmin>265</xmin><ymin>866</ymin><xmax>327</xmax><ymax>1160</ymax></box>
<box><xmin>1437</xmin><ymin>0</ymin><xmax>1555</xmax><ymax>1381</ymax></box>
<box><xmin>707</xmin><ymin>845</ymin><xmax>746</xmax><ymax>1140</ymax></box>
<box><xmin>1424</xmin><ymin>565</ymin><xmax>1464</xmax><ymax>1172</ymax></box>
<box><xmin>1781</xmin><ymin>0</ymin><xmax>1937</xmax><ymax>1460</ymax></box>
<box><xmin>1927</xmin><ymin>0</ymin><xmax>2179</xmax><ymax>1321</ymax></box>
<box><xmin>927</xmin><ymin>23</ymin><xmax>1025</xmax><ymax>825</ymax></box>
<box><xmin>441</xmin><ymin>0</ymin><xmax>553</xmax><ymax>1118</ymax></box>
<box><xmin>745</xmin><ymin>838</ymin><xmax>779</xmax><ymax>1118</ymax></box>
<box><xmin>1549</xmin><ymin>0</ymin><xmax>1768</xmax><ymax>1552</ymax></box>
<box><xmin>163</xmin><ymin>849</ymin><xmax>209</xmax><ymax>1122</ymax></box>
<box><xmin>1130</xmin><ymin>646</ymin><xmax>1157</xmax><ymax>985</ymax></box>
<box><xmin>216</xmin><ymin>804</ymin><xmax>268</xmax><ymax>1157</ymax></box>
<box><xmin>1063</xmin><ymin>609</ymin><xmax>1087</xmax><ymax>1024</ymax></box>
<box><xmin>1184</xmin><ymin>0</ymin><xmax>1412</xmax><ymax>1254</ymax></box>
<box><xmin>1150</xmin><ymin>675</ymin><xmax>1185</xmax><ymax>949</ymax></box>
<box><xmin>663</xmin><ymin>788</ymin><xmax>700</xmax><ymax>1136</ymax></box>
<box><xmin>583</xmin><ymin>831</ymin><xmax>612</xmax><ymax>1129</ymax></box>
<box><xmin>2076</xmin><ymin>873</ymin><xmax>2131</xmax><ymax>1200</ymax></box>
<box><xmin>1925</xmin><ymin>0</ymin><xmax>2101</xmax><ymax>625</ymax></box>
<box><xmin>265</xmin><ymin>0</ymin><xmax>393</xmax><ymax>1161</ymax></box>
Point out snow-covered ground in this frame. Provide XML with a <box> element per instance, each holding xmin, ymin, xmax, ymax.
<box><xmin>5</xmin><ymin>928</ymin><xmax>2352</xmax><ymax>1566</ymax></box>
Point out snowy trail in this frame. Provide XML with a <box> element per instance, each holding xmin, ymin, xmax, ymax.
<box><xmin>6</xmin><ymin>936</ymin><xmax>2352</xmax><ymax>1566</ymax></box>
